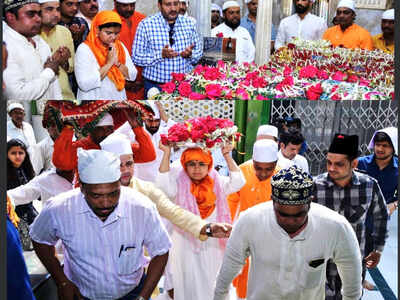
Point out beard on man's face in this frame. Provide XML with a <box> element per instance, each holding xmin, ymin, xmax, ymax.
<box><xmin>225</xmin><ymin>18</ymin><xmax>240</xmax><ymax>30</ymax></box>
<box><xmin>295</xmin><ymin>3</ymin><xmax>309</xmax><ymax>14</ymax></box>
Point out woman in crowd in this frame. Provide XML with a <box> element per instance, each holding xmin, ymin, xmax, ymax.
<box><xmin>7</xmin><ymin>139</ymin><xmax>37</xmax><ymax>250</ymax></box>
<box><xmin>156</xmin><ymin>143</ymin><xmax>245</xmax><ymax>300</ymax></box>
<box><xmin>74</xmin><ymin>10</ymin><xmax>137</xmax><ymax>100</ymax></box>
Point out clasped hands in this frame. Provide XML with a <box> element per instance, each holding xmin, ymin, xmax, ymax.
<box><xmin>162</xmin><ymin>44</ymin><xmax>195</xmax><ymax>59</ymax></box>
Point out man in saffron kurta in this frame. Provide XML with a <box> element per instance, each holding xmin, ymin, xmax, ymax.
<box><xmin>322</xmin><ymin>0</ymin><xmax>373</xmax><ymax>50</ymax></box>
<box><xmin>227</xmin><ymin>139</ymin><xmax>279</xmax><ymax>299</ymax></box>
<box><xmin>114</xmin><ymin>0</ymin><xmax>146</xmax><ymax>100</ymax></box>
<box><xmin>52</xmin><ymin>112</ymin><xmax>156</xmax><ymax>177</ymax></box>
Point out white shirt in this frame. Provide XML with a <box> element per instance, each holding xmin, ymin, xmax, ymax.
<box><xmin>211</xmin><ymin>23</ymin><xmax>255</xmax><ymax>63</ymax></box>
<box><xmin>35</xmin><ymin>136</ymin><xmax>55</xmax><ymax>173</ymax></box>
<box><xmin>30</xmin><ymin>187</ymin><xmax>171</xmax><ymax>300</ymax></box>
<box><xmin>3</xmin><ymin>22</ymin><xmax>62</xmax><ymax>100</ymax></box>
<box><xmin>277</xmin><ymin>150</ymin><xmax>309</xmax><ymax>173</ymax></box>
<box><xmin>134</xmin><ymin>119</ymin><xmax>176</xmax><ymax>183</ymax></box>
<box><xmin>8</xmin><ymin>169</ymin><xmax>73</xmax><ymax>206</ymax></box>
<box><xmin>74</xmin><ymin>43</ymin><xmax>137</xmax><ymax>100</ymax></box>
<box><xmin>214</xmin><ymin>202</ymin><xmax>362</xmax><ymax>300</ymax></box>
<box><xmin>275</xmin><ymin>13</ymin><xmax>327</xmax><ymax>50</ymax></box>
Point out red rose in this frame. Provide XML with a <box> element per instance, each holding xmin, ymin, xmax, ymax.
<box><xmin>178</xmin><ymin>82</ymin><xmax>192</xmax><ymax>97</ymax></box>
<box><xmin>216</xmin><ymin>32</ymin><xmax>223</xmax><ymax>38</ymax></box>
<box><xmin>283</xmin><ymin>66</ymin><xmax>293</xmax><ymax>77</ymax></box>
<box><xmin>287</xmin><ymin>43</ymin><xmax>295</xmax><ymax>49</ymax></box>
<box><xmin>206</xmin><ymin>138</ymin><xmax>217</xmax><ymax>148</ymax></box>
<box><xmin>347</xmin><ymin>75</ymin><xmax>358</xmax><ymax>83</ymax></box>
<box><xmin>160</xmin><ymin>134</ymin><xmax>169</xmax><ymax>145</ymax></box>
<box><xmin>189</xmin><ymin>92</ymin><xmax>206</xmax><ymax>100</ymax></box>
<box><xmin>332</xmin><ymin>71</ymin><xmax>347</xmax><ymax>81</ymax></box>
<box><xmin>171</xmin><ymin>73</ymin><xmax>185</xmax><ymax>82</ymax></box>
<box><xmin>161</xmin><ymin>81</ymin><xmax>176</xmax><ymax>94</ymax></box>
<box><xmin>236</xmin><ymin>87</ymin><xmax>250</xmax><ymax>100</ymax></box>
<box><xmin>245</xmin><ymin>71</ymin><xmax>259</xmax><ymax>81</ymax></box>
<box><xmin>256</xmin><ymin>94</ymin><xmax>270</xmax><ymax>100</ymax></box>
<box><xmin>193</xmin><ymin>65</ymin><xmax>205</xmax><ymax>75</ymax></box>
<box><xmin>252</xmin><ymin>77</ymin><xmax>268</xmax><ymax>88</ymax></box>
<box><xmin>306</xmin><ymin>83</ymin><xmax>323</xmax><ymax>100</ymax></box>
<box><xmin>317</xmin><ymin>70</ymin><xmax>329</xmax><ymax>80</ymax></box>
<box><xmin>299</xmin><ymin>65</ymin><xmax>319</xmax><ymax>79</ymax></box>
<box><xmin>204</xmin><ymin>67</ymin><xmax>222</xmax><ymax>81</ymax></box>
<box><xmin>205</xmin><ymin>84</ymin><xmax>223</xmax><ymax>99</ymax></box>
<box><xmin>276</xmin><ymin>76</ymin><xmax>294</xmax><ymax>92</ymax></box>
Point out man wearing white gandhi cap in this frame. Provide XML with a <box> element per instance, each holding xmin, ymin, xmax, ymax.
<box><xmin>372</xmin><ymin>9</ymin><xmax>394</xmax><ymax>54</ymax></box>
<box><xmin>275</xmin><ymin>0</ymin><xmax>327</xmax><ymax>50</ymax></box>
<box><xmin>30</xmin><ymin>148</ymin><xmax>171</xmax><ymax>300</ymax></box>
<box><xmin>52</xmin><ymin>111</ymin><xmax>156</xmax><ymax>179</ymax></box>
<box><xmin>227</xmin><ymin>139</ymin><xmax>280</xmax><ymax>298</ymax></box>
<box><xmin>39</xmin><ymin>0</ymin><xmax>76</xmax><ymax>100</ymax></box>
<box><xmin>211</xmin><ymin>1</ymin><xmax>256</xmax><ymax>63</ymax></box>
<box><xmin>100</xmin><ymin>132</ymin><xmax>235</xmax><ymax>241</ymax></box>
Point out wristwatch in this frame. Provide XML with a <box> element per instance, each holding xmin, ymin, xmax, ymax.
<box><xmin>205</xmin><ymin>223</ymin><xmax>213</xmax><ymax>237</ymax></box>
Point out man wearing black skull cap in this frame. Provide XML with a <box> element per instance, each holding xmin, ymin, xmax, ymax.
<box><xmin>214</xmin><ymin>166</ymin><xmax>362</xmax><ymax>300</ymax></box>
<box><xmin>313</xmin><ymin>134</ymin><xmax>389</xmax><ymax>299</ymax></box>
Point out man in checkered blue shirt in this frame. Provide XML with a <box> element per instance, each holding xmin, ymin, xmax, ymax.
<box><xmin>313</xmin><ymin>133</ymin><xmax>389</xmax><ymax>300</ymax></box>
<box><xmin>132</xmin><ymin>0</ymin><xmax>203</xmax><ymax>98</ymax></box>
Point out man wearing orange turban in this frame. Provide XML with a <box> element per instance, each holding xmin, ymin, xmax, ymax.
<box><xmin>156</xmin><ymin>144</ymin><xmax>245</xmax><ymax>300</ymax></box>
<box><xmin>74</xmin><ymin>10</ymin><xmax>137</xmax><ymax>100</ymax></box>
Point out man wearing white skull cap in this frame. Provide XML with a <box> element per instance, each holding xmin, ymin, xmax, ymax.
<box><xmin>323</xmin><ymin>0</ymin><xmax>373</xmax><ymax>50</ymax></box>
<box><xmin>52</xmin><ymin>111</ymin><xmax>156</xmax><ymax>180</ymax></box>
<box><xmin>227</xmin><ymin>139</ymin><xmax>280</xmax><ymax>298</ymax></box>
<box><xmin>256</xmin><ymin>124</ymin><xmax>278</xmax><ymax>141</ymax></box>
<box><xmin>211</xmin><ymin>1</ymin><xmax>256</xmax><ymax>63</ymax></box>
<box><xmin>30</xmin><ymin>148</ymin><xmax>171</xmax><ymax>300</ymax></box>
<box><xmin>39</xmin><ymin>0</ymin><xmax>76</xmax><ymax>100</ymax></box>
<box><xmin>372</xmin><ymin>9</ymin><xmax>394</xmax><ymax>54</ymax></box>
<box><xmin>275</xmin><ymin>0</ymin><xmax>327</xmax><ymax>50</ymax></box>
<box><xmin>211</xmin><ymin>3</ymin><xmax>223</xmax><ymax>28</ymax></box>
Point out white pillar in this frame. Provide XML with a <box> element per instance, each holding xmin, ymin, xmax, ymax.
<box><xmin>192</xmin><ymin>0</ymin><xmax>211</xmax><ymax>38</ymax></box>
<box><xmin>254</xmin><ymin>0</ymin><xmax>273</xmax><ymax>65</ymax></box>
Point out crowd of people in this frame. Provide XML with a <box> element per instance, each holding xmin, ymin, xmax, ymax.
<box><xmin>2</xmin><ymin>0</ymin><xmax>394</xmax><ymax>100</ymax></box>
<box><xmin>6</xmin><ymin>100</ymin><xmax>398</xmax><ymax>300</ymax></box>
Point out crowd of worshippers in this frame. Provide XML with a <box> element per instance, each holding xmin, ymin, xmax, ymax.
<box><xmin>3</xmin><ymin>0</ymin><xmax>394</xmax><ymax>101</ymax></box>
<box><xmin>7</xmin><ymin>101</ymin><xmax>398</xmax><ymax>300</ymax></box>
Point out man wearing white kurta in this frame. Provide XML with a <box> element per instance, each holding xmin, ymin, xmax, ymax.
<box><xmin>211</xmin><ymin>1</ymin><xmax>255</xmax><ymax>63</ymax></box>
<box><xmin>277</xmin><ymin>128</ymin><xmax>309</xmax><ymax>173</ymax></box>
<box><xmin>134</xmin><ymin>101</ymin><xmax>175</xmax><ymax>183</ymax></box>
<box><xmin>275</xmin><ymin>0</ymin><xmax>327</xmax><ymax>50</ymax></box>
<box><xmin>3</xmin><ymin>0</ymin><xmax>62</xmax><ymax>100</ymax></box>
<box><xmin>214</xmin><ymin>166</ymin><xmax>362</xmax><ymax>300</ymax></box>
<box><xmin>30</xmin><ymin>149</ymin><xmax>171</xmax><ymax>300</ymax></box>
<box><xmin>7</xmin><ymin>103</ymin><xmax>42</xmax><ymax>175</ymax></box>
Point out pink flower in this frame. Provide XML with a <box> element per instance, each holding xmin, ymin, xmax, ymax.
<box><xmin>193</xmin><ymin>65</ymin><xmax>205</xmax><ymax>75</ymax></box>
<box><xmin>283</xmin><ymin>66</ymin><xmax>293</xmax><ymax>77</ymax></box>
<box><xmin>332</xmin><ymin>71</ymin><xmax>347</xmax><ymax>81</ymax></box>
<box><xmin>216</xmin><ymin>32</ymin><xmax>223</xmax><ymax>38</ymax></box>
<box><xmin>171</xmin><ymin>73</ymin><xmax>185</xmax><ymax>82</ymax></box>
<box><xmin>189</xmin><ymin>92</ymin><xmax>206</xmax><ymax>100</ymax></box>
<box><xmin>217</xmin><ymin>60</ymin><xmax>226</xmax><ymax>69</ymax></box>
<box><xmin>252</xmin><ymin>77</ymin><xmax>268</xmax><ymax>88</ymax></box>
<box><xmin>299</xmin><ymin>65</ymin><xmax>319</xmax><ymax>79</ymax></box>
<box><xmin>276</xmin><ymin>76</ymin><xmax>294</xmax><ymax>92</ymax></box>
<box><xmin>236</xmin><ymin>88</ymin><xmax>250</xmax><ymax>100</ymax></box>
<box><xmin>178</xmin><ymin>82</ymin><xmax>192</xmax><ymax>97</ymax></box>
<box><xmin>317</xmin><ymin>70</ymin><xmax>329</xmax><ymax>80</ymax></box>
<box><xmin>205</xmin><ymin>84</ymin><xmax>223</xmax><ymax>99</ymax></box>
<box><xmin>204</xmin><ymin>67</ymin><xmax>222</xmax><ymax>81</ymax></box>
<box><xmin>359</xmin><ymin>78</ymin><xmax>370</xmax><ymax>87</ymax></box>
<box><xmin>306</xmin><ymin>83</ymin><xmax>323</xmax><ymax>100</ymax></box>
<box><xmin>256</xmin><ymin>94</ymin><xmax>270</xmax><ymax>100</ymax></box>
<box><xmin>245</xmin><ymin>71</ymin><xmax>259</xmax><ymax>81</ymax></box>
<box><xmin>161</xmin><ymin>81</ymin><xmax>176</xmax><ymax>94</ymax></box>
<box><xmin>347</xmin><ymin>74</ymin><xmax>358</xmax><ymax>83</ymax></box>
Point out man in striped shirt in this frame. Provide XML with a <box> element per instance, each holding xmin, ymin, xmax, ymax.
<box><xmin>131</xmin><ymin>0</ymin><xmax>203</xmax><ymax>98</ymax></box>
<box><xmin>30</xmin><ymin>149</ymin><xmax>171</xmax><ymax>300</ymax></box>
<box><xmin>313</xmin><ymin>134</ymin><xmax>388</xmax><ymax>299</ymax></box>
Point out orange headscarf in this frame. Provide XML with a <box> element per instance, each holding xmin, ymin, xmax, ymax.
<box><xmin>7</xmin><ymin>195</ymin><xmax>19</xmax><ymax>228</ymax></box>
<box><xmin>181</xmin><ymin>148</ymin><xmax>216</xmax><ymax>219</ymax></box>
<box><xmin>84</xmin><ymin>10</ymin><xmax>126</xmax><ymax>91</ymax></box>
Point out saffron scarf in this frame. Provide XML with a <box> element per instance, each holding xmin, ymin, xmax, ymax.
<box><xmin>84</xmin><ymin>10</ymin><xmax>126</xmax><ymax>91</ymax></box>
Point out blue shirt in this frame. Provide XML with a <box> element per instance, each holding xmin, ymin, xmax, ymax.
<box><xmin>7</xmin><ymin>217</ymin><xmax>36</xmax><ymax>300</ymax></box>
<box><xmin>357</xmin><ymin>154</ymin><xmax>398</xmax><ymax>204</ymax></box>
<box><xmin>132</xmin><ymin>13</ymin><xmax>203</xmax><ymax>83</ymax></box>
<box><xmin>240</xmin><ymin>14</ymin><xmax>277</xmax><ymax>44</ymax></box>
